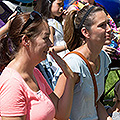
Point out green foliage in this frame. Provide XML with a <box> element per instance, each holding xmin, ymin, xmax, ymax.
<box><xmin>103</xmin><ymin>70</ymin><xmax>120</xmax><ymax>106</ymax></box>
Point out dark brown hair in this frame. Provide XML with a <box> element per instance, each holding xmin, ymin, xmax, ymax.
<box><xmin>64</xmin><ymin>5</ymin><xmax>103</xmax><ymax>51</ymax></box>
<box><xmin>0</xmin><ymin>12</ymin><xmax>45</xmax><ymax>71</ymax></box>
<box><xmin>34</xmin><ymin>0</ymin><xmax>55</xmax><ymax>19</ymax></box>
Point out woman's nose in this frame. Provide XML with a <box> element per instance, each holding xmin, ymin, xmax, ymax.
<box><xmin>106</xmin><ymin>24</ymin><xmax>112</xmax><ymax>33</ymax></box>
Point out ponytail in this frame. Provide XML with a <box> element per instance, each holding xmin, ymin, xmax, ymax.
<box><xmin>34</xmin><ymin>0</ymin><xmax>53</xmax><ymax>19</ymax></box>
<box><xmin>0</xmin><ymin>34</ymin><xmax>13</xmax><ymax>71</ymax></box>
<box><xmin>64</xmin><ymin>10</ymin><xmax>83</xmax><ymax>51</ymax></box>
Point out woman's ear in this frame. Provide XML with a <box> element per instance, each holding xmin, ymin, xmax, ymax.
<box><xmin>21</xmin><ymin>35</ymin><xmax>30</xmax><ymax>48</ymax></box>
<box><xmin>81</xmin><ymin>27</ymin><xmax>90</xmax><ymax>39</ymax></box>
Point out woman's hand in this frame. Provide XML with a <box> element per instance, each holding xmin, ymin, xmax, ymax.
<box><xmin>48</xmin><ymin>44</ymin><xmax>67</xmax><ymax>54</ymax></box>
<box><xmin>102</xmin><ymin>45</ymin><xmax>116</xmax><ymax>55</ymax></box>
<box><xmin>49</xmin><ymin>48</ymin><xmax>79</xmax><ymax>84</ymax></box>
<box><xmin>8</xmin><ymin>11</ymin><xmax>18</xmax><ymax>21</ymax></box>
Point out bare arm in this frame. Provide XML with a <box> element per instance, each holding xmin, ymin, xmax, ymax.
<box><xmin>0</xmin><ymin>21</ymin><xmax>10</xmax><ymax>36</ymax></box>
<box><xmin>49</xmin><ymin>45</ymin><xmax>67</xmax><ymax>53</ymax></box>
<box><xmin>49</xmin><ymin>50</ymin><xmax>79</xmax><ymax>120</ymax></box>
<box><xmin>49</xmin><ymin>26</ymin><xmax>68</xmax><ymax>53</ymax></box>
<box><xmin>0</xmin><ymin>11</ymin><xmax>17</xmax><ymax>36</ymax></box>
<box><xmin>49</xmin><ymin>26</ymin><xmax>54</xmax><ymax>44</ymax></box>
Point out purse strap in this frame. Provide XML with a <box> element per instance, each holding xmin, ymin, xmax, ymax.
<box><xmin>64</xmin><ymin>51</ymin><xmax>98</xmax><ymax>105</ymax></box>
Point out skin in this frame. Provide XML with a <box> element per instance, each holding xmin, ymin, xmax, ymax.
<box><xmin>28</xmin><ymin>24</ymin><xmax>51</xmax><ymax>63</ymax></box>
<box><xmin>1</xmin><ymin>20</ymin><xmax>78</xmax><ymax>120</ymax></box>
<box><xmin>0</xmin><ymin>21</ymin><xmax>10</xmax><ymax>36</ymax></box>
<box><xmin>50</xmin><ymin>0</ymin><xmax>64</xmax><ymax>18</ymax></box>
<box><xmin>0</xmin><ymin>12</ymin><xmax>17</xmax><ymax>36</ymax></box>
<box><xmin>87</xmin><ymin>12</ymin><xmax>111</xmax><ymax>49</ymax></box>
<box><xmin>82</xmin><ymin>0</ymin><xmax>94</xmax><ymax>5</ymax></box>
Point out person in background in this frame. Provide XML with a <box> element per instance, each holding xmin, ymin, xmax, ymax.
<box><xmin>0</xmin><ymin>0</ymin><xmax>34</xmax><ymax>30</ymax></box>
<box><xmin>64</xmin><ymin>0</ymin><xmax>120</xmax><ymax>108</ymax></box>
<box><xmin>54</xmin><ymin>5</ymin><xmax>112</xmax><ymax>120</ymax></box>
<box><xmin>0</xmin><ymin>11</ymin><xmax>79</xmax><ymax>120</ymax></box>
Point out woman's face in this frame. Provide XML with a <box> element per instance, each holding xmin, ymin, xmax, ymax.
<box><xmin>51</xmin><ymin>0</ymin><xmax>64</xmax><ymax>18</ymax></box>
<box><xmin>30</xmin><ymin>21</ymin><xmax>52</xmax><ymax>63</ymax></box>
<box><xmin>88</xmin><ymin>11</ymin><xmax>111</xmax><ymax>47</ymax></box>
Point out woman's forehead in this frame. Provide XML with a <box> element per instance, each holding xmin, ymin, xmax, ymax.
<box><xmin>92</xmin><ymin>11</ymin><xmax>107</xmax><ymax>23</ymax></box>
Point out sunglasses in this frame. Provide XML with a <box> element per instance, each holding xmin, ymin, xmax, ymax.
<box><xmin>20</xmin><ymin>11</ymin><xmax>42</xmax><ymax>34</ymax></box>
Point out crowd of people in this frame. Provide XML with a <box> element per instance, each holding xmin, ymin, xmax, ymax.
<box><xmin>0</xmin><ymin>0</ymin><xmax>120</xmax><ymax>120</ymax></box>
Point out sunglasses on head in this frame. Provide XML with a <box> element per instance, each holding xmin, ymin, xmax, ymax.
<box><xmin>20</xmin><ymin>11</ymin><xmax>42</xmax><ymax>34</ymax></box>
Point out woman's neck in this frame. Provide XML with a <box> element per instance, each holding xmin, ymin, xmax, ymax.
<box><xmin>75</xmin><ymin>44</ymin><xmax>101</xmax><ymax>73</ymax></box>
<box><xmin>75</xmin><ymin>44</ymin><xmax>100</xmax><ymax>62</ymax></box>
<box><xmin>7</xmin><ymin>55</ymin><xmax>35</xmax><ymax>76</ymax></box>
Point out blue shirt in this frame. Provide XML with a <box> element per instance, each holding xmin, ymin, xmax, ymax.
<box><xmin>64</xmin><ymin>50</ymin><xmax>111</xmax><ymax>120</ymax></box>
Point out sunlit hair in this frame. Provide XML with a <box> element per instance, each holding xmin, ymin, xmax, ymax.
<box><xmin>64</xmin><ymin>5</ymin><xmax>103</xmax><ymax>51</ymax></box>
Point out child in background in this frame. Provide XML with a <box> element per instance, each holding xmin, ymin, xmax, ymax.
<box><xmin>34</xmin><ymin>0</ymin><xmax>69</xmax><ymax>69</ymax></box>
<box><xmin>34</xmin><ymin>0</ymin><xmax>69</xmax><ymax>88</ymax></box>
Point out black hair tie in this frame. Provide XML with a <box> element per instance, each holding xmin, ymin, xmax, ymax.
<box><xmin>78</xmin><ymin>6</ymin><xmax>95</xmax><ymax>30</ymax></box>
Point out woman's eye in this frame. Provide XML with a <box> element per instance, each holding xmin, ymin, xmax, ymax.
<box><xmin>98</xmin><ymin>23</ymin><xmax>106</xmax><ymax>28</ymax></box>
